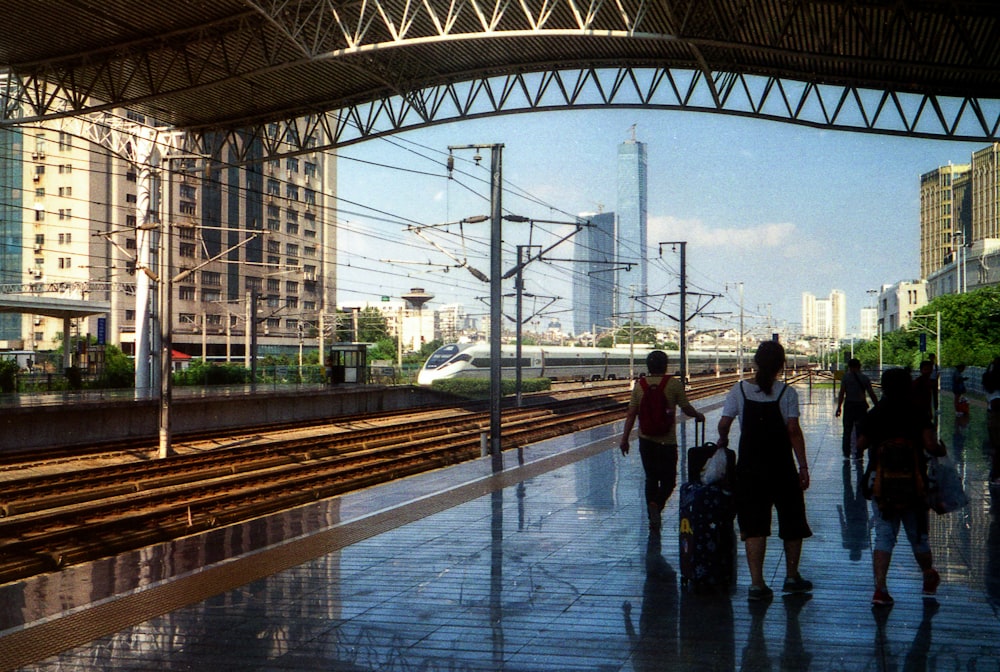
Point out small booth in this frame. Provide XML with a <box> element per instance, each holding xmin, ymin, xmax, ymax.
<box><xmin>328</xmin><ymin>343</ymin><xmax>368</xmax><ymax>384</ymax></box>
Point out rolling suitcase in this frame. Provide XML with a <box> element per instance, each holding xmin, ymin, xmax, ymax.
<box><xmin>679</xmin><ymin>421</ymin><xmax>737</xmax><ymax>590</ymax></box>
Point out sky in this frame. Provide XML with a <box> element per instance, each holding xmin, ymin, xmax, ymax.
<box><xmin>335</xmin><ymin>108</ymin><xmax>986</xmax><ymax>339</ymax></box>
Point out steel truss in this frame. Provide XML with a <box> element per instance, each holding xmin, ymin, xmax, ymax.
<box><xmin>1</xmin><ymin>0</ymin><xmax>999</xmax><ymax>159</ymax></box>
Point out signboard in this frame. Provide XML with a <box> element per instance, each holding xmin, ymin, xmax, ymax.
<box><xmin>97</xmin><ymin>317</ymin><xmax>107</xmax><ymax>345</ymax></box>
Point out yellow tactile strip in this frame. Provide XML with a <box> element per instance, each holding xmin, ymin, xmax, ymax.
<box><xmin>0</xmin><ymin>440</ymin><xmax>609</xmax><ymax>671</ymax></box>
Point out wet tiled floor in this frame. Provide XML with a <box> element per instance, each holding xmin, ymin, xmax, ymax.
<box><xmin>1</xmin><ymin>383</ymin><xmax>999</xmax><ymax>670</ymax></box>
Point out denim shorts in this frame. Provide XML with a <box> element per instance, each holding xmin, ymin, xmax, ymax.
<box><xmin>871</xmin><ymin>502</ymin><xmax>930</xmax><ymax>554</ymax></box>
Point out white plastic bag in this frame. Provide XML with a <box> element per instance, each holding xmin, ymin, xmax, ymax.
<box><xmin>700</xmin><ymin>447</ymin><xmax>729</xmax><ymax>486</ymax></box>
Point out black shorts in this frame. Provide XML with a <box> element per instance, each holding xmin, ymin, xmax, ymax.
<box><xmin>736</xmin><ymin>470</ymin><xmax>812</xmax><ymax>540</ymax></box>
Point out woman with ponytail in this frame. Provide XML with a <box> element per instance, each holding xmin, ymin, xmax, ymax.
<box><xmin>717</xmin><ymin>340</ymin><xmax>813</xmax><ymax>601</ymax></box>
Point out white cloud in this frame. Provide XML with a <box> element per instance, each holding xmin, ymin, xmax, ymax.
<box><xmin>648</xmin><ymin>214</ymin><xmax>798</xmax><ymax>252</ymax></box>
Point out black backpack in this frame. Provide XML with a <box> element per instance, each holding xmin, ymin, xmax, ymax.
<box><xmin>870</xmin><ymin>436</ymin><xmax>926</xmax><ymax>513</ymax></box>
<box><xmin>637</xmin><ymin>376</ymin><xmax>675</xmax><ymax>436</ymax></box>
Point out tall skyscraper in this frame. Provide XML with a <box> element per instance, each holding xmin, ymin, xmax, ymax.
<box><xmin>572</xmin><ymin>211</ymin><xmax>615</xmax><ymax>337</ymax></box>
<box><xmin>615</xmin><ymin>130</ymin><xmax>647</xmax><ymax>324</ymax></box>
<box><xmin>920</xmin><ymin>162</ymin><xmax>970</xmax><ymax>279</ymax></box>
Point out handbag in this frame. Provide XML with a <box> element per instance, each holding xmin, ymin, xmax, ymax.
<box><xmin>926</xmin><ymin>453</ymin><xmax>969</xmax><ymax>514</ymax></box>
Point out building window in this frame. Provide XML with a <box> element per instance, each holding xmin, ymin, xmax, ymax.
<box><xmin>58</xmin><ymin>209</ymin><xmax>71</xmax><ymax>220</ymax></box>
<box><xmin>58</xmin><ymin>257</ymin><xmax>71</xmax><ymax>269</ymax></box>
<box><xmin>206</xmin><ymin>314</ymin><xmax>222</xmax><ymax>326</ymax></box>
<box><xmin>267</xmin><ymin>178</ymin><xmax>280</xmax><ymax>195</ymax></box>
<box><xmin>267</xmin><ymin>240</ymin><xmax>280</xmax><ymax>253</ymax></box>
<box><xmin>304</xmin><ymin>246</ymin><xmax>316</xmax><ymax>258</ymax></box>
<box><xmin>179</xmin><ymin>313</ymin><xmax>197</xmax><ymax>326</ymax></box>
<box><xmin>202</xmin><ymin>289</ymin><xmax>221</xmax><ymax>302</ymax></box>
<box><xmin>179</xmin><ymin>243</ymin><xmax>196</xmax><ymax>258</ymax></box>
<box><xmin>178</xmin><ymin>227</ymin><xmax>196</xmax><ymax>240</ymax></box>
<box><xmin>286</xmin><ymin>222</ymin><xmax>299</xmax><ymax>235</ymax></box>
<box><xmin>126</xmin><ymin>193</ymin><xmax>137</xmax><ymax>203</ymax></box>
<box><xmin>286</xmin><ymin>244</ymin><xmax>299</xmax><ymax>258</ymax></box>
<box><xmin>245</xmin><ymin>277</ymin><xmax>263</xmax><ymax>292</ymax></box>
<box><xmin>285</xmin><ymin>184</ymin><xmax>299</xmax><ymax>201</ymax></box>
<box><xmin>126</xmin><ymin>237</ymin><xmax>136</xmax><ymax>250</ymax></box>
<box><xmin>126</xmin><ymin>169</ymin><xmax>136</xmax><ymax>182</ymax></box>
<box><xmin>35</xmin><ymin>234</ymin><xmax>44</xmax><ymax>246</ymax></box>
<box><xmin>267</xmin><ymin>218</ymin><xmax>280</xmax><ymax>232</ymax></box>
<box><xmin>35</xmin><ymin>188</ymin><xmax>45</xmax><ymax>198</ymax></box>
<box><xmin>304</xmin><ymin>161</ymin><xmax>317</xmax><ymax>178</ymax></box>
<box><xmin>58</xmin><ymin>186</ymin><xmax>72</xmax><ymax>197</ymax></box>
<box><xmin>58</xmin><ymin>233</ymin><xmax>72</xmax><ymax>244</ymax></box>
<box><xmin>285</xmin><ymin>297</ymin><xmax>298</xmax><ymax>309</ymax></box>
<box><xmin>286</xmin><ymin>157</ymin><xmax>299</xmax><ymax>172</ymax></box>
<box><xmin>267</xmin><ymin>278</ymin><xmax>280</xmax><ymax>292</ymax></box>
<box><xmin>58</xmin><ymin>132</ymin><xmax>72</xmax><ymax>151</ymax></box>
<box><xmin>179</xmin><ymin>286</ymin><xmax>195</xmax><ymax>300</ymax></box>
<box><xmin>304</xmin><ymin>189</ymin><xmax>316</xmax><ymax>205</ymax></box>
<box><xmin>126</xmin><ymin>214</ymin><xmax>137</xmax><ymax>227</ymax></box>
<box><xmin>179</xmin><ymin>201</ymin><xmax>196</xmax><ymax>215</ymax></box>
<box><xmin>34</xmin><ymin>209</ymin><xmax>45</xmax><ymax>222</ymax></box>
<box><xmin>202</xmin><ymin>271</ymin><xmax>221</xmax><ymax>286</ymax></box>
<box><xmin>286</xmin><ymin>281</ymin><xmax>298</xmax><ymax>293</ymax></box>
<box><xmin>179</xmin><ymin>184</ymin><xmax>197</xmax><ymax>200</ymax></box>
<box><xmin>58</xmin><ymin>164</ymin><xmax>72</xmax><ymax>175</ymax></box>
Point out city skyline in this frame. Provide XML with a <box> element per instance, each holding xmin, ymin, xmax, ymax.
<box><xmin>336</xmin><ymin>108</ymin><xmax>987</xmax><ymax>339</ymax></box>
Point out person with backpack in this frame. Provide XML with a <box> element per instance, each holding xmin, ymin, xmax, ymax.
<box><xmin>835</xmin><ymin>358</ymin><xmax>879</xmax><ymax>459</ymax></box>
<box><xmin>620</xmin><ymin>350</ymin><xmax>706</xmax><ymax>536</ymax></box>
<box><xmin>856</xmin><ymin>367</ymin><xmax>946</xmax><ymax>607</ymax></box>
<box><xmin>716</xmin><ymin>340</ymin><xmax>813</xmax><ymax>602</ymax></box>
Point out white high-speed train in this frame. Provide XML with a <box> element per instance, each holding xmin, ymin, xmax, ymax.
<box><xmin>416</xmin><ymin>343</ymin><xmax>765</xmax><ymax>385</ymax></box>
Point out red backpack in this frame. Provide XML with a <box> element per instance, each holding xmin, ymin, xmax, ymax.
<box><xmin>638</xmin><ymin>376</ymin><xmax>676</xmax><ymax>435</ymax></box>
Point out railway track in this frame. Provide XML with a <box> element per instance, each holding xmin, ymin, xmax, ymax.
<box><xmin>0</xmin><ymin>372</ymin><xmax>800</xmax><ymax>584</ymax></box>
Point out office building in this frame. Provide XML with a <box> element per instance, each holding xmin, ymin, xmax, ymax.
<box><xmin>1</xmin><ymin>111</ymin><xmax>337</xmax><ymax>362</ymax></box>
<box><xmin>615</xmin><ymin>133</ymin><xmax>647</xmax><ymax>323</ymax></box>
<box><xmin>572</xmin><ymin>211</ymin><xmax>615</xmax><ymax>337</ymax></box>
<box><xmin>877</xmin><ymin>280</ymin><xmax>927</xmax><ymax>332</ymax></box>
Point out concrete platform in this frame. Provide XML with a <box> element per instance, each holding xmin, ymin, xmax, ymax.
<box><xmin>1</xmin><ymin>383</ymin><xmax>998</xmax><ymax>670</ymax></box>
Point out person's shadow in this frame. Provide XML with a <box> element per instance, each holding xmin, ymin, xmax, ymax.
<box><xmin>738</xmin><ymin>593</ymin><xmax>813</xmax><ymax>671</ymax></box>
<box><xmin>838</xmin><ymin>459</ymin><xmax>870</xmax><ymax>561</ymax></box>
<box><xmin>623</xmin><ymin>536</ymin><xmax>679</xmax><ymax>670</ymax></box>
<box><xmin>871</xmin><ymin>598</ymin><xmax>940</xmax><ymax>671</ymax></box>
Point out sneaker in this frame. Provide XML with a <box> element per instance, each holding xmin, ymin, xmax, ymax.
<box><xmin>871</xmin><ymin>588</ymin><xmax>894</xmax><ymax>606</ymax></box>
<box><xmin>922</xmin><ymin>569</ymin><xmax>941</xmax><ymax>595</ymax></box>
<box><xmin>782</xmin><ymin>575</ymin><xmax>813</xmax><ymax>594</ymax></box>
<box><xmin>748</xmin><ymin>585</ymin><xmax>774</xmax><ymax>602</ymax></box>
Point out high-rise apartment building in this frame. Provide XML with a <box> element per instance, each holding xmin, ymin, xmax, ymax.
<box><xmin>572</xmin><ymin>211</ymin><xmax>615</xmax><ymax>336</ymax></box>
<box><xmin>801</xmin><ymin>289</ymin><xmax>847</xmax><ymax>340</ymax></box>
<box><xmin>2</xmin><ymin>113</ymin><xmax>336</xmax><ymax>362</ymax></box>
<box><xmin>971</xmin><ymin>143</ymin><xmax>1000</xmax><ymax>242</ymax></box>
<box><xmin>920</xmin><ymin>162</ymin><xmax>970</xmax><ymax>279</ymax></box>
<box><xmin>615</xmin><ymin>132</ymin><xmax>647</xmax><ymax>324</ymax></box>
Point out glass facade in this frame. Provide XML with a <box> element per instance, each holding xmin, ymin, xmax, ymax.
<box><xmin>0</xmin><ymin>125</ymin><xmax>23</xmax><ymax>340</ymax></box>
<box><xmin>615</xmin><ymin>139</ymin><xmax>647</xmax><ymax>323</ymax></box>
<box><xmin>572</xmin><ymin>211</ymin><xmax>616</xmax><ymax>336</ymax></box>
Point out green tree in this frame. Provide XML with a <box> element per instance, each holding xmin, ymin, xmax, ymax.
<box><xmin>0</xmin><ymin>359</ymin><xmax>18</xmax><ymax>393</ymax></box>
<box><xmin>335</xmin><ymin>307</ymin><xmax>391</xmax><ymax>343</ymax></box>
<box><xmin>97</xmin><ymin>344</ymin><xmax>135</xmax><ymax>388</ymax></box>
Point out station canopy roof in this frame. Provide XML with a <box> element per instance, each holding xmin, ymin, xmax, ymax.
<box><xmin>1</xmin><ymin>1</ymin><xmax>1000</xmax><ymax>138</ymax></box>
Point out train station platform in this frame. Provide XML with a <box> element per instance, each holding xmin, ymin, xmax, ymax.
<box><xmin>1</xmin><ymin>383</ymin><xmax>998</xmax><ymax>670</ymax></box>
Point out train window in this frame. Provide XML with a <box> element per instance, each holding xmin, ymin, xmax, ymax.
<box><xmin>425</xmin><ymin>345</ymin><xmax>461</xmax><ymax>369</ymax></box>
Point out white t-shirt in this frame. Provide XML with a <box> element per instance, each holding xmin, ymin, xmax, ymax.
<box><xmin>721</xmin><ymin>380</ymin><xmax>800</xmax><ymax>425</ymax></box>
